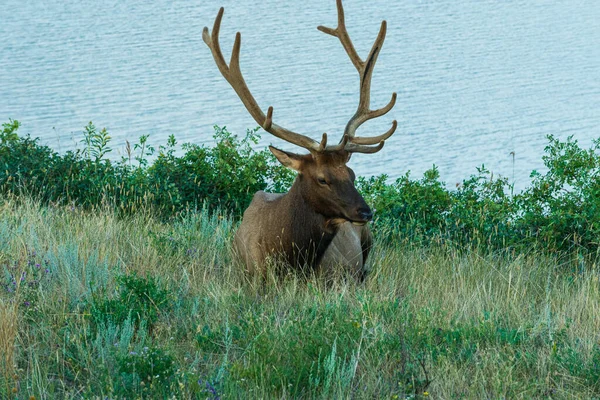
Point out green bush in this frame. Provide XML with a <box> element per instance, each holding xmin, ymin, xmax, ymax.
<box><xmin>515</xmin><ymin>135</ymin><xmax>600</xmax><ymax>252</ymax></box>
<box><xmin>116</xmin><ymin>345</ymin><xmax>176</xmax><ymax>391</ymax></box>
<box><xmin>91</xmin><ymin>272</ymin><xmax>172</xmax><ymax>330</ymax></box>
<box><xmin>0</xmin><ymin>119</ymin><xmax>19</xmax><ymax>145</ymax></box>
<box><xmin>0</xmin><ymin>122</ymin><xmax>294</xmax><ymax>216</ymax></box>
<box><xmin>357</xmin><ymin>167</ymin><xmax>452</xmax><ymax>241</ymax></box>
<box><xmin>358</xmin><ymin>137</ymin><xmax>599</xmax><ymax>254</ymax></box>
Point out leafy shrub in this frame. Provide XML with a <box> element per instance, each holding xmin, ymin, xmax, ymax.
<box><xmin>357</xmin><ymin>164</ymin><xmax>517</xmax><ymax>249</ymax></box>
<box><xmin>359</xmin><ymin>136</ymin><xmax>599</xmax><ymax>254</ymax></box>
<box><xmin>81</xmin><ymin>121</ymin><xmax>112</xmax><ymax>161</ymax></box>
<box><xmin>117</xmin><ymin>345</ymin><xmax>176</xmax><ymax>389</ymax></box>
<box><xmin>0</xmin><ymin>119</ymin><xmax>19</xmax><ymax>145</ymax></box>
<box><xmin>358</xmin><ymin>167</ymin><xmax>452</xmax><ymax>241</ymax></box>
<box><xmin>145</xmin><ymin>126</ymin><xmax>294</xmax><ymax>214</ymax></box>
<box><xmin>515</xmin><ymin>135</ymin><xmax>600</xmax><ymax>252</ymax></box>
<box><xmin>91</xmin><ymin>272</ymin><xmax>172</xmax><ymax>330</ymax></box>
<box><xmin>0</xmin><ymin>122</ymin><xmax>294</xmax><ymax>216</ymax></box>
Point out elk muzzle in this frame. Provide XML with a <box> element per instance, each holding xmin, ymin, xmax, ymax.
<box><xmin>350</xmin><ymin>206</ymin><xmax>372</xmax><ymax>226</ymax></box>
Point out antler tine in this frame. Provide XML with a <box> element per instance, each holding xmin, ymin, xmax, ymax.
<box><xmin>323</xmin><ymin>134</ymin><xmax>350</xmax><ymax>152</ymax></box>
<box><xmin>318</xmin><ymin>0</ymin><xmax>397</xmax><ymax>153</ymax></box>
<box><xmin>317</xmin><ymin>133</ymin><xmax>328</xmax><ymax>152</ymax></box>
<box><xmin>350</xmin><ymin>120</ymin><xmax>397</xmax><ymax>145</ymax></box>
<box><xmin>317</xmin><ymin>0</ymin><xmax>362</xmax><ymax>72</ymax></box>
<box><xmin>345</xmin><ymin>141</ymin><xmax>385</xmax><ymax>154</ymax></box>
<box><xmin>203</xmin><ymin>8</ymin><xmax>321</xmax><ymax>153</ymax></box>
<box><xmin>264</xmin><ymin>106</ymin><xmax>274</xmax><ymax>131</ymax></box>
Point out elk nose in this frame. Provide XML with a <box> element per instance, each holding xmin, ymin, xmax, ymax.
<box><xmin>357</xmin><ymin>207</ymin><xmax>373</xmax><ymax>221</ymax></box>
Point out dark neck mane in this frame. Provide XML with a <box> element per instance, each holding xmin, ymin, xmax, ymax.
<box><xmin>276</xmin><ymin>178</ymin><xmax>339</xmax><ymax>269</ymax></box>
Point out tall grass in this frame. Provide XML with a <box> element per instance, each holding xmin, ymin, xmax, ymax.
<box><xmin>0</xmin><ymin>195</ymin><xmax>599</xmax><ymax>398</ymax></box>
<box><xmin>0</xmin><ymin>300</ymin><xmax>18</xmax><ymax>394</ymax></box>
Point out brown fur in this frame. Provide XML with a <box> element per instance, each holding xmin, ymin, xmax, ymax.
<box><xmin>234</xmin><ymin>148</ymin><xmax>373</xmax><ymax>279</ymax></box>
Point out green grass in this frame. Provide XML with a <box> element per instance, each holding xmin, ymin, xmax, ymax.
<box><xmin>1</xmin><ymin>196</ymin><xmax>600</xmax><ymax>399</ymax></box>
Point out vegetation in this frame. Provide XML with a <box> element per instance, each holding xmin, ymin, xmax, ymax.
<box><xmin>1</xmin><ymin>120</ymin><xmax>598</xmax><ymax>255</ymax></box>
<box><xmin>1</xmin><ymin>120</ymin><xmax>599</xmax><ymax>398</ymax></box>
<box><xmin>0</xmin><ymin>120</ymin><xmax>294</xmax><ymax>216</ymax></box>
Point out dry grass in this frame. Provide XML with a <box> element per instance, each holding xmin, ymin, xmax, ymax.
<box><xmin>0</xmin><ymin>300</ymin><xmax>18</xmax><ymax>392</ymax></box>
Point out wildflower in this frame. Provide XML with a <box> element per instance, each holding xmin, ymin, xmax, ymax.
<box><xmin>35</xmin><ymin>263</ymin><xmax>40</xmax><ymax>268</ymax></box>
<box><xmin>198</xmin><ymin>379</ymin><xmax>219</xmax><ymax>397</ymax></box>
<box><xmin>24</xmin><ymin>301</ymin><xmax>31</xmax><ymax>307</ymax></box>
<box><xmin>44</xmin><ymin>269</ymin><xmax>50</xmax><ymax>274</ymax></box>
<box><xmin>424</xmin><ymin>391</ymin><xmax>429</xmax><ymax>396</ymax></box>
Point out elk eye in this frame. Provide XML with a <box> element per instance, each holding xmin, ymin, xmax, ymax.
<box><xmin>317</xmin><ymin>177</ymin><xmax>328</xmax><ymax>186</ymax></box>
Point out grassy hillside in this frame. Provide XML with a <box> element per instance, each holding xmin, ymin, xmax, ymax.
<box><xmin>1</xmin><ymin>196</ymin><xmax>599</xmax><ymax>399</ymax></box>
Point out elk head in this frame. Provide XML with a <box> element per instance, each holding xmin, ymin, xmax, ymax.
<box><xmin>203</xmin><ymin>0</ymin><xmax>397</xmax><ymax>226</ymax></box>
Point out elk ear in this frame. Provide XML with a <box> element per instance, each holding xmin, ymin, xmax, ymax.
<box><xmin>269</xmin><ymin>146</ymin><xmax>304</xmax><ymax>171</ymax></box>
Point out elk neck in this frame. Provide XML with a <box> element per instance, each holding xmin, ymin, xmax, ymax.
<box><xmin>275</xmin><ymin>176</ymin><xmax>342</xmax><ymax>267</ymax></box>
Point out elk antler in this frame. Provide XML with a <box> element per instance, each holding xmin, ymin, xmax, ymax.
<box><xmin>318</xmin><ymin>0</ymin><xmax>397</xmax><ymax>154</ymax></box>
<box><xmin>203</xmin><ymin>8</ymin><xmax>332</xmax><ymax>153</ymax></box>
<box><xmin>203</xmin><ymin>4</ymin><xmax>396</xmax><ymax>155</ymax></box>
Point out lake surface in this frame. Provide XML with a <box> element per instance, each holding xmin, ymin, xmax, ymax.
<box><xmin>2</xmin><ymin>0</ymin><xmax>599</xmax><ymax>190</ymax></box>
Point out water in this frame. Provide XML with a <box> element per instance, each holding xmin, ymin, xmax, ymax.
<box><xmin>1</xmin><ymin>0</ymin><xmax>599</xmax><ymax>190</ymax></box>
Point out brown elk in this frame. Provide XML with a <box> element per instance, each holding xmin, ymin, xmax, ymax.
<box><xmin>202</xmin><ymin>0</ymin><xmax>397</xmax><ymax>279</ymax></box>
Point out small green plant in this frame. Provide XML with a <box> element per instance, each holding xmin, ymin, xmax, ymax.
<box><xmin>81</xmin><ymin>121</ymin><xmax>112</xmax><ymax>161</ymax></box>
<box><xmin>117</xmin><ymin>345</ymin><xmax>176</xmax><ymax>389</ymax></box>
<box><xmin>91</xmin><ymin>272</ymin><xmax>172</xmax><ymax>330</ymax></box>
<box><xmin>0</xmin><ymin>119</ymin><xmax>19</xmax><ymax>145</ymax></box>
<box><xmin>134</xmin><ymin>134</ymin><xmax>156</xmax><ymax>167</ymax></box>
<box><xmin>158</xmin><ymin>134</ymin><xmax>177</xmax><ymax>158</ymax></box>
